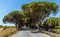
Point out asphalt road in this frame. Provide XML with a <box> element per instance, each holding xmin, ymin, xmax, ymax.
<box><xmin>12</xmin><ymin>30</ymin><xmax>50</xmax><ymax>37</ymax></box>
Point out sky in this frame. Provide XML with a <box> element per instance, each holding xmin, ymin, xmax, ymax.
<box><xmin>0</xmin><ymin>0</ymin><xmax>60</xmax><ymax>26</ymax></box>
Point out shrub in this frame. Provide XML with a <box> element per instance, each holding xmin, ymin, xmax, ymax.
<box><xmin>0</xmin><ymin>25</ymin><xmax>2</xmax><ymax>28</ymax></box>
<box><xmin>56</xmin><ymin>26</ymin><xmax>60</xmax><ymax>29</ymax></box>
<box><xmin>56</xmin><ymin>29</ymin><xmax>60</xmax><ymax>34</ymax></box>
<box><xmin>3</xmin><ymin>26</ymin><xmax>8</xmax><ymax>30</ymax></box>
<box><xmin>4</xmin><ymin>33</ymin><xmax>9</xmax><ymax>37</ymax></box>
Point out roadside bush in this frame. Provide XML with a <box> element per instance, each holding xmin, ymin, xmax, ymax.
<box><xmin>3</xmin><ymin>26</ymin><xmax>8</xmax><ymax>30</ymax></box>
<box><xmin>0</xmin><ymin>25</ymin><xmax>2</xmax><ymax>28</ymax></box>
<box><xmin>4</xmin><ymin>33</ymin><xmax>9</xmax><ymax>37</ymax></box>
<box><xmin>43</xmin><ymin>23</ymin><xmax>49</xmax><ymax>31</ymax></box>
<box><xmin>56</xmin><ymin>26</ymin><xmax>60</xmax><ymax>29</ymax></box>
<box><xmin>56</xmin><ymin>29</ymin><xmax>60</xmax><ymax>34</ymax></box>
<box><xmin>8</xmin><ymin>26</ymin><xmax>16</xmax><ymax>28</ymax></box>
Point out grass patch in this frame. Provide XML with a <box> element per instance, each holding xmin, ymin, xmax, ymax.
<box><xmin>2</xmin><ymin>26</ymin><xmax>16</xmax><ymax>30</ymax></box>
<box><xmin>3</xmin><ymin>26</ymin><xmax>8</xmax><ymax>30</ymax></box>
<box><xmin>7</xmin><ymin>26</ymin><xmax>16</xmax><ymax>28</ymax></box>
<box><xmin>0</xmin><ymin>28</ymin><xmax>17</xmax><ymax>37</ymax></box>
<box><xmin>4</xmin><ymin>33</ymin><xmax>9</xmax><ymax>37</ymax></box>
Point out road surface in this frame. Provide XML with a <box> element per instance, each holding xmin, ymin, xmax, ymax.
<box><xmin>12</xmin><ymin>30</ymin><xmax>50</xmax><ymax>37</ymax></box>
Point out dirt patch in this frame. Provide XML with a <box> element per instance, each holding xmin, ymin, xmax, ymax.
<box><xmin>42</xmin><ymin>31</ymin><xmax>60</xmax><ymax>37</ymax></box>
<box><xmin>0</xmin><ymin>28</ymin><xmax>4</xmax><ymax>31</ymax></box>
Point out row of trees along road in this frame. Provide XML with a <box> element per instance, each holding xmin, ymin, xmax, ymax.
<box><xmin>3</xmin><ymin>2</ymin><xmax>58</xmax><ymax>30</ymax></box>
<box><xmin>42</xmin><ymin>17</ymin><xmax>60</xmax><ymax>31</ymax></box>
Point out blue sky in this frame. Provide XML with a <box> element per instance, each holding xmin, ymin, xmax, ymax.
<box><xmin>0</xmin><ymin>0</ymin><xmax>60</xmax><ymax>26</ymax></box>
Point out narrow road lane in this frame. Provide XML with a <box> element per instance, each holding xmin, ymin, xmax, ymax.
<box><xmin>12</xmin><ymin>30</ymin><xmax>50</xmax><ymax>37</ymax></box>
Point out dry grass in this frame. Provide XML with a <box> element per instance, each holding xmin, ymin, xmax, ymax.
<box><xmin>42</xmin><ymin>31</ymin><xmax>60</xmax><ymax>37</ymax></box>
<box><xmin>0</xmin><ymin>28</ymin><xmax>17</xmax><ymax>37</ymax></box>
<box><xmin>43</xmin><ymin>31</ymin><xmax>54</xmax><ymax>37</ymax></box>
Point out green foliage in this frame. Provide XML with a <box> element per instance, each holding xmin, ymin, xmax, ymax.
<box><xmin>56</xmin><ymin>29</ymin><xmax>60</xmax><ymax>34</ymax></box>
<box><xmin>42</xmin><ymin>17</ymin><xmax>60</xmax><ymax>28</ymax></box>
<box><xmin>3</xmin><ymin>26</ymin><xmax>8</xmax><ymax>30</ymax></box>
<box><xmin>21</xmin><ymin>2</ymin><xmax>58</xmax><ymax>27</ymax></box>
<box><xmin>3</xmin><ymin>2</ymin><xmax>58</xmax><ymax>29</ymax></box>
<box><xmin>56</xmin><ymin>26</ymin><xmax>60</xmax><ymax>29</ymax></box>
<box><xmin>7</xmin><ymin>26</ymin><xmax>16</xmax><ymax>28</ymax></box>
<box><xmin>42</xmin><ymin>17</ymin><xmax>60</xmax><ymax>31</ymax></box>
<box><xmin>0</xmin><ymin>25</ymin><xmax>2</xmax><ymax>28</ymax></box>
<box><xmin>4</xmin><ymin>33</ymin><xmax>9</xmax><ymax>37</ymax></box>
<box><xmin>3</xmin><ymin>11</ymin><xmax>25</xmax><ymax>28</ymax></box>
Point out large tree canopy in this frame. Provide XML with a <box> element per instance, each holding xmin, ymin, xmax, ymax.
<box><xmin>3</xmin><ymin>2</ymin><xmax>58</xmax><ymax>29</ymax></box>
<box><xmin>3</xmin><ymin>11</ymin><xmax>25</xmax><ymax>28</ymax></box>
<box><xmin>21</xmin><ymin>2</ymin><xmax>58</xmax><ymax>26</ymax></box>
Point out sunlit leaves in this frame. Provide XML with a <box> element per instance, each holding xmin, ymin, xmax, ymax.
<box><xmin>22</xmin><ymin>2</ymin><xmax>58</xmax><ymax>25</ymax></box>
<box><xmin>3</xmin><ymin>2</ymin><xmax>58</xmax><ymax>28</ymax></box>
<box><xmin>43</xmin><ymin>17</ymin><xmax>60</xmax><ymax>28</ymax></box>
